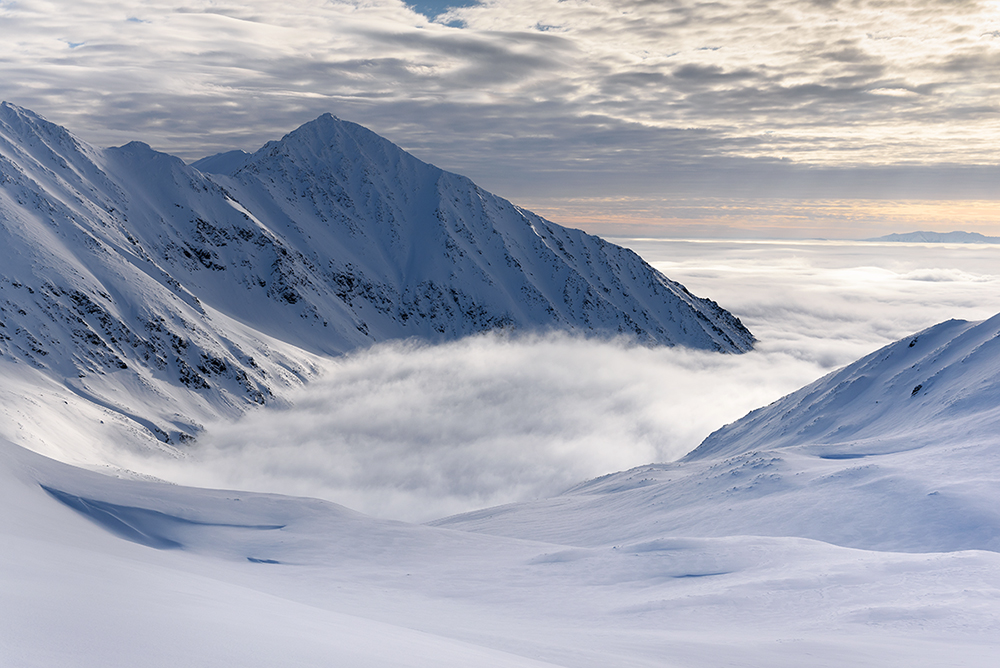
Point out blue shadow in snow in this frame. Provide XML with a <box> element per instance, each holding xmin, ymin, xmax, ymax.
<box><xmin>41</xmin><ymin>485</ymin><xmax>285</xmax><ymax>550</ymax></box>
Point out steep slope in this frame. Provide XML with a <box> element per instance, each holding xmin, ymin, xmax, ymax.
<box><xmin>434</xmin><ymin>314</ymin><xmax>1000</xmax><ymax>553</ymax></box>
<box><xmin>0</xmin><ymin>102</ymin><xmax>752</xmax><ymax>459</ymax></box>
<box><xmin>0</xmin><ymin>104</ymin><xmax>321</xmax><ymax>458</ymax></box>
<box><xmin>685</xmin><ymin>314</ymin><xmax>1000</xmax><ymax>460</ymax></box>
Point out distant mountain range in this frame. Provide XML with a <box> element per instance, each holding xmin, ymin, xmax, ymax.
<box><xmin>0</xmin><ymin>102</ymin><xmax>752</xmax><ymax>450</ymax></box>
<box><xmin>866</xmin><ymin>230</ymin><xmax>1000</xmax><ymax>243</ymax></box>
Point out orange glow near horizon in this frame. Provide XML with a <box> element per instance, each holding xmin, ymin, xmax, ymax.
<box><xmin>522</xmin><ymin>197</ymin><xmax>1000</xmax><ymax>239</ymax></box>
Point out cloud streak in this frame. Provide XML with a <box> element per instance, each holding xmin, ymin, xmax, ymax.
<box><xmin>530</xmin><ymin>196</ymin><xmax>1000</xmax><ymax>240</ymax></box>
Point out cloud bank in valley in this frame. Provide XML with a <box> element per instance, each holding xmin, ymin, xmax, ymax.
<box><xmin>2</xmin><ymin>0</ymin><xmax>999</xmax><ymax>236</ymax></box>
<box><xmin>157</xmin><ymin>333</ymin><xmax>816</xmax><ymax>522</ymax></box>
<box><xmin>147</xmin><ymin>240</ymin><xmax>1000</xmax><ymax>522</ymax></box>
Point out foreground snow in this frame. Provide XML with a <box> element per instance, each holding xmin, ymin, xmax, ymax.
<box><xmin>3</xmin><ymin>315</ymin><xmax>1000</xmax><ymax>666</ymax></box>
<box><xmin>3</xmin><ymin>434</ymin><xmax>999</xmax><ymax>668</ymax></box>
<box><xmin>2</xmin><ymin>101</ymin><xmax>998</xmax><ymax>667</ymax></box>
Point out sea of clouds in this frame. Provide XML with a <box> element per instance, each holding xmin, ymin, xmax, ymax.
<box><xmin>155</xmin><ymin>239</ymin><xmax>1000</xmax><ymax>522</ymax></box>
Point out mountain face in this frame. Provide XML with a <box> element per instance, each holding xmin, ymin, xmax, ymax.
<box><xmin>435</xmin><ymin>314</ymin><xmax>1000</xmax><ymax>553</ymax></box>
<box><xmin>0</xmin><ymin>102</ymin><xmax>753</xmax><ymax>452</ymax></box>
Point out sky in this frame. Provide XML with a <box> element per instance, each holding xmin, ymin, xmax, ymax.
<box><xmin>2</xmin><ymin>0</ymin><xmax>999</xmax><ymax>238</ymax></box>
<box><xmin>145</xmin><ymin>239</ymin><xmax>1000</xmax><ymax>521</ymax></box>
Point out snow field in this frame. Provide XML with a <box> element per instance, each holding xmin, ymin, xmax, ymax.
<box><xmin>4</xmin><ymin>437</ymin><xmax>1000</xmax><ymax>667</ymax></box>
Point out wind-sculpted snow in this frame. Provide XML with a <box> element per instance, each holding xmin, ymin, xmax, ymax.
<box><xmin>436</xmin><ymin>314</ymin><xmax>1000</xmax><ymax>553</ymax></box>
<box><xmin>0</xmin><ymin>102</ymin><xmax>752</xmax><ymax>455</ymax></box>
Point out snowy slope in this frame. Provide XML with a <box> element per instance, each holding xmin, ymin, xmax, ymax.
<box><xmin>4</xmin><ymin>434</ymin><xmax>1000</xmax><ymax>668</ymax></box>
<box><xmin>0</xmin><ymin>104</ymin><xmax>323</xmax><ymax>459</ymax></box>
<box><xmin>0</xmin><ymin>437</ymin><xmax>566</xmax><ymax>668</ymax></box>
<box><xmin>6</xmin><ymin>101</ymin><xmax>998</xmax><ymax>666</ymax></box>
<box><xmin>0</xmin><ymin>102</ymin><xmax>752</xmax><ymax>458</ymax></box>
<box><xmin>435</xmin><ymin>314</ymin><xmax>1000</xmax><ymax>553</ymax></box>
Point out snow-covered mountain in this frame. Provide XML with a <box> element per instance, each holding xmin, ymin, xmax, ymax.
<box><xmin>435</xmin><ymin>314</ymin><xmax>1000</xmax><ymax>553</ymax></box>
<box><xmin>199</xmin><ymin>112</ymin><xmax>753</xmax><ymax>352</ymax></box>
<box><xmin>0</xmin><ymin>102</ymin><xmax>752</xmax><ymax>455</ymax></box>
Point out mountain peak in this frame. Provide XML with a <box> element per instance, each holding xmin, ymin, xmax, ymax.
<box><xmin>222</xmin><ymin>112</ymin><xmax>754</xmax><ymax>353</ymax></box>
<box><xmin>0</xmin><ymin>100</ymin><xmax>43</xmax><ymax>123</ymax></box>
<box><xmin>259</xmin><ymin>111</ymin><xmax>410</xmax><ymax>171</ymax></box>
<box><xmin>275</xmin><ymin>112</ymin><xmax>366</xmax><ymax>147</ymax></box>
<box><xmin>190</xmin><ymin>149</ymin><xmax>251</xmax><ymax>175</ymax></box>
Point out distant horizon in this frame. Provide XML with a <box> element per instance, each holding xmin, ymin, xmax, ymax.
<box><xmin>605</xmin><ymin>231</ymin><xmax>1000</xmax><ymax>243</ymax></box>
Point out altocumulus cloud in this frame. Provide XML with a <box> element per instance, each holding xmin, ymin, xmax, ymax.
<box><xmin>2</xmin><ymin>0</ymin><xmax>999</xmax><ymax>206</ymax></box>
<box><xmin>145</xmin><ymin>240</ymin><xmax>1000</xmax><ymax>522</ymax></box>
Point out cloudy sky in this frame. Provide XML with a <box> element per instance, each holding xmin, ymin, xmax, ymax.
<box><xmin>2</xmin><ymin>0</ymin><xmax>999</xmax><ymax>236</ymax></box>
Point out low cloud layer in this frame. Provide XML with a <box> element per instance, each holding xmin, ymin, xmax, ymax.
<box><xmin>628</xmin><ymin>238</ymin><xmax>1000</xmax><ymax>363</ymax></box>
<box><xmin>156</xmin><ymin>334</ymin><xmax>820</xmax><ymax>521</ymax></box>
<box><xmin>147</xmin><ymin>240</ymin><xmax>1000</xmax><ymax>521</ymax></box>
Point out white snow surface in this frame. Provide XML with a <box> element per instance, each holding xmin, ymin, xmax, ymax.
<box><xmin>4</xmin><ymin>386</ymin><xmax>1000</xmax><ymax>668</ymax></box>
<box><xmin>3</xmin><ymin>303</ymin><xmax>1000</xmax><ymax>666</ymax></box>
